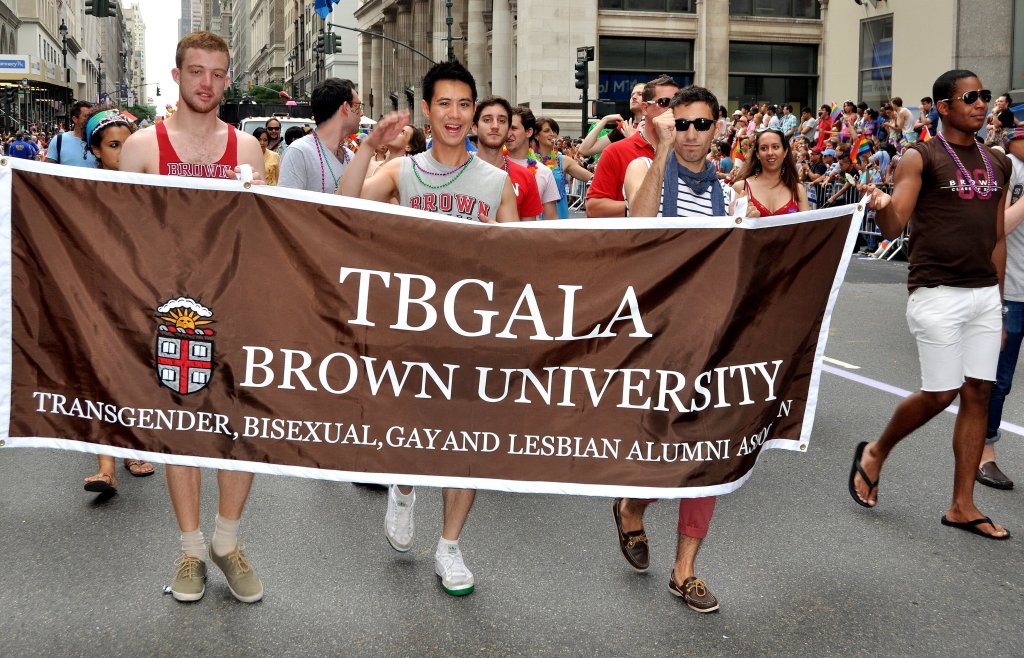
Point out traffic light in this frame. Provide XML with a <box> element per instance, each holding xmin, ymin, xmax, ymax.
<box><xmin>107</xmin><ymin>0</ymin><xmax>117</xmax><ymax>16</ymax></box>
<box><xmin>326</xmin><ymin>33</ymin><xmax>340</xmax><ymax>54</ymax></box>
<box><xmin>156</xmin><ymin>85</ymin><xmax>161</xmax><ymax>96</ymax></box>
<box><xmin>574</xmin><ymin>60</ymin><xmax>588</xmax><ymax>91</ymax></box>
<box><xmin>4</xmin><ymin>87</ymin><xmax>14</xmax><ymax>105</ymax></box>
<box><xmin>84</xmin><ymin>0</ymin><xmax>95</xmax><ymax>15</ymax></box>
<box><xmin>86</xmin><ymin>0</ymin><xmax>112</xmax><ymax>17</ymax></box>
<box><xmin>315</xmin><ymin>34</ymin><xmax>326</xmax><ymax>54</ymax></box>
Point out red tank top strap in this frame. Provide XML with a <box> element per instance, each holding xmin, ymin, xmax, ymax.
<box><xmin>156</xmin><ymin>121</ymin><xmax>182</xmax><ymax>175</ymax></box>
<box><xmin>216</xmin><ymin>125</ymin><xmax>238</xmax><ymax>167</ymax></box>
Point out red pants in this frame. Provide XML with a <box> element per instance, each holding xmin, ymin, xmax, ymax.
<box><xmin>639</xmin><ymin>496</ymin><xmax>716</xmax><ymax>539</ymax></box>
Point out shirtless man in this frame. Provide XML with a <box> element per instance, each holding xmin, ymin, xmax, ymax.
<box><xmin>120</xmin><ymin>31</ymin><xmax>266</xmax><ymax>604</ymax></box>
<box><xmin>339</xmin><ymin>59</ymin><xmax>517</xmax><ymax>596</ymax></box>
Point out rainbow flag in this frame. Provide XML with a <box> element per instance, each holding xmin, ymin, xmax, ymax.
<box><xmin>919</xmin><ymin>125</ymin><xmax>931</xmax><ymax>142</ymax></box>
<box><xmin>830</xmin><ymin>102</ymin><xmax>841</xmax><ymax>122</ymax></box>
<box><xmin>730</xmin><ymin>135</ymin><xmax>743</xmax><ymax>163</ymax></box>
<box><xmin>852</xmin><ymin>135</ymin><xmax>872</xmax><ymax>157</ymax></box>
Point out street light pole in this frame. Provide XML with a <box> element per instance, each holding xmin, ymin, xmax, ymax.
<box><xmin>445</xmin><ymin>1</ymin><xmax>454</xmax><ymax>61</ymax></box>
<box><xmin>96</xmin><ymin>54</ymin><xmax>103</xmax><ymax>103</ymax></box>
<box><xmin>59</xmin><ymin>19</ymin><xmax>70</xmax><ymax>127</ymax></box>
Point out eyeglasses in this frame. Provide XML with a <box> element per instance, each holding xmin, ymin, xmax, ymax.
<box><xmin>646</xmin><ymin>97</ymin><xmax>672</xmax><ymax>108</ymax></box>
<box><xmin>266</xmin><ymin>126</ymin><xmax>281</xmax><ymax>131</ymax></box>
<box><xmin>674</xmin><ymin>118</ymin><xmax>715</xmax><ymax>132</ymax></box>
<box><xmin>349</xmin><ymin>101</ymin><xmax>364</xmax><ymax>112</ymax></box>
<box><xmin>939</xmin><ymin>89</ymin><xmax>991</xmax><ymax>105</ymax></box>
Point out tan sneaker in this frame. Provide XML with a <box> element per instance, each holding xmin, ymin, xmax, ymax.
<box><xmin>209</xmin><ymin>543</ymin><xmax>264</xmax><ymax>603</ymax></box>
<box><xmin>170</xmin><ymin>555</ymin><xmax>207</xmax><ymax>602</ymax></box>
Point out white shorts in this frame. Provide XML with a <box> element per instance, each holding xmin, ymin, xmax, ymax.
<box><xmin>905</xmin><ymin>285</ymin><xmax>1001</xmax><ymax>391</ymax></box>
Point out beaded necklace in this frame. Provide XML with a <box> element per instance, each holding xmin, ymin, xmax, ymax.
<box><xmin>937</xmin><ymin>131</ymin><xmax>994</xmax><ymax>198</ymax></box>
<box><xmin>313</xmin><ymin>129</ymin><xmax>348</xmax><ymax>193</ymax></box>
<box><xmin>411</xmin><ymin>153</ymin><xmax>475</xmax><ymax>189</ymax></box>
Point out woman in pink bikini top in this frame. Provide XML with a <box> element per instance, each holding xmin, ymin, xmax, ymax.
<box><xmin>728</xmin><ymin>127</ymin><xmax>810</xmax><ymax>217</ymax></box>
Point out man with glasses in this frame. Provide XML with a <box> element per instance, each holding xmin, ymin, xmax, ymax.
<box><xmin>586</xmin><ymin>75</ymin><xmax>678</xmax><ymax>217</ymax></box>
<box><xmin>264</xmin><ymin>117</ymin><xmax>285</xmax><ymax>154</ymax></box>
<box><xmin>279</xmin><ymin>78</ymin><xmax>362</xmax><ymax>193</ymax></box>
<box><xmin>613</xmin><ymin>85</ymin><xmax>725</xmax><ymax>614</ymax></box>
<box><xmin>854</xmin><ymin>71</ymin><xmax>1011</xmax><ymax>540</ymax></box>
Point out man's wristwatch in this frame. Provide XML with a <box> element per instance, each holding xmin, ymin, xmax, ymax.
<box><xmin>1002</xmin><ymin>304</ymin><xmax>1009</xmax><ymax>318</ymax></box>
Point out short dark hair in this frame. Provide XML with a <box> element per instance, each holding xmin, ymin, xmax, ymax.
<box><xmin>741</xmin><ymin>104</ymin><xmax>751</xmax><ymax>112</ymax></box>
<box><xmin>473</xmin><ymin>96</ymin><xmax>512</xmax><ymax>125</ymax></box>
<box><xmin>856</xmin><ymin>102</ymin><xmax>868</xmax><ymax>111</ymax></box>
<box><xmin>71</xmin><ymin>101</ymin><xmax>94</xmax><ymax>120</ymax></box>
<box><xmin>538</xmin><ymin>116</ymin><xmax>560</xmax><ymax>134</ymax></box>
<box><xmin>265</xmin><ymin>117</ymin><xmax>282</xmax><ymax>128</ymax></box>
<box><xmin>406</xmin><ymin>126</ymin><xmax>427</xmax><ymax>155</ymax></box>
<box><xmin>801</xmin><ymin>106</ymin><xmax>812</xmax><ymax>115</ymax></box>
<box><xmin>1002</xmin><ymin>93</ymin><xmax>1014</xmax><ymax>105</ymax></box>
<box><xmin>643</xmin><ymin>75</ymin><xmax>677</xmax><ymax>102</ymax></box>
<box><xmin>669</xmin><ymin>86</ymin><xmax>720</xmax><ymax>121</ymax></box>
<box><xmin>511</xmin><ymin>105</ymin><xmax>537</xmax><ymax>134</ymax></box>
<box><xmin>311</xmin><ymin>78</ymin><xmax>356</xmax><ymax>124</ymax></box>
<box><xmin>284</xmin><ymin>126</ymin><xmax>305</xmax><ymax>144</ymax></box>
<box><xmin>422</xmin><ymin>59</ymin><xmax>477</xmax><ymax>105</ymax></box>
<box><xmin>252</xmin><ymin>127</ymin><xmax>268</xmax><ymax>141</ymax></box>
<box><xmin>921</xmin><ymin>96</ymin><xmax>934</xmax><ymax>104</ymax></box>
<box><xmin>932</xmin><ymin>70</ymin><xmax>978</xmax><ymax>106</ymax></box>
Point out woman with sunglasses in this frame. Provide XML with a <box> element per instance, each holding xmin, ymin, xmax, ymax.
<box><xmin>728</xmin><ymin>128</ymin><xmax>809</xmax><ymax>216</ymax></box>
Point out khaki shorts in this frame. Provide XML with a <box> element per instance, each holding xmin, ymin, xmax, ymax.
<box><xmin>906</xmin><ymin>285</ymin><xmax>1001</xmax><ymax>391</ymax></box>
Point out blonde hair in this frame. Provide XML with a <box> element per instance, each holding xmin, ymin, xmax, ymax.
<box><xmin>175</xmin><ymin>31</ymin><xmax>230</xmax><ymax>69</ymax></box>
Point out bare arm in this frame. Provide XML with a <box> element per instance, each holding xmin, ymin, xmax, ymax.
<box><xmin>564</xmin><ymin>158</ymin><xmax>593</xmax><ymax>182</ymax></box>
<box><xmin>118</xmin><ymin>127</ymin><xmax>158</xmax><ymax>173</ymax></box>
<box><xmin>494</xmin><ymin>178</ymin><xmax>520</xmax><ymax>222</ymax></box>
<box><xmin>625</xmin><ymin>156</ymin><xmax>662</xmax><ymax>217</ymax></box>
<box><xmin>796</xmin><ymin>181</ymin><xmax>810</xmax><ymax>212</ymax></box>
<box><xmin>585</xmin><ymin>197</ymin><xmax>626</xmax><ymax>218</ymax></box>
<box><xmin>541</xmin><ymin>200</ymin><xmax>557</xmax><ymax>220</ymax></box>
<box><xmin>578</xmin><ymin>114</ymin><xmax>621</xmax><ymax>157</ymax></box>
<box><xmin>235</xmin><ymin>132</ymin><xmax>267</xmax><ymax>181</ymax></box>
<box><xmin>994</xmin><ymin>186</ymin><xmax>1008</xmax><ymax>296</ymax></box>
<box><xmin>1006</xmin><ymin>188</ymin><xmax>1024</xmax><ymax>235</ymax></box>
<box><xmin>337</xmin><ymin>111</ymin><xmax>408</xmax><ymax>200</ymax></box>
<box><xmin>862</xmin><ymin>149</ymin><xmax>923</xmax><ymax>239</ymax></box>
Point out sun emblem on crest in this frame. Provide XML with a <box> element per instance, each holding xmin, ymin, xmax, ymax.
<box><xmin>154</xmin><ymin>297</ymin><xmax>216</xmax><ymax>395</ymax></box>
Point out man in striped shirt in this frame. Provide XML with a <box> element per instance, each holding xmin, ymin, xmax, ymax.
<box><xmin>618</xmin><ymin>86</ymin><xmax>726</xmax><ymax>614</ymax></box>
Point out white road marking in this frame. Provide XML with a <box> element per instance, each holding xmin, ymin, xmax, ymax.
<box><xmin>823</xmin><ymin>357</ymin><xmax>860</xmax><ymax>370</ymax></box>
<box><xmin>822</xmin><ymin>364</ymin><xmax>1024</xmax><ymax>438</ymax></box>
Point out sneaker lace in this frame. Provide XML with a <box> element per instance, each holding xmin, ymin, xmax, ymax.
<box><xmin>174</xmin><ymin>555</ymin><xmax>202</xmax><ymax>580</ymax></box>
<box><xmin>226</xmin><ymin>545</ymin><xmax>253</xmax><ymax>575</ymax></box>
<box><xmin>440</xmin><ymin>548</ymin><xmax>468</xmax><ymax>578</ymax></box>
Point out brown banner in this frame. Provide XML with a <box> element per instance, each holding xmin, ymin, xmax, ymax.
<box><xmin>0</xmin><ymin>161</ymin><xmax>860</xmax><ymax>497</ymax></box>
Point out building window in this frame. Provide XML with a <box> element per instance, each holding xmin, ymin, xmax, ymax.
<box><xmin>728</xmin><ymin>42</ymin><xmax>817</xmax><ymax>112</ymax></box>
<box><xmin>598</xmin><ymin>0</ymin><xmax>695</xmax><ymax>11</ymax></box>
<box><xmin>598</xmin><ymin>37</ymin><xmax>694</xmax><ymax>117</ymax></box>
<box><xmin>730</xmin><ymin>0</ymin><xmax>820</xmax><ymax>19</ymax></box>
<box><xmin>858</xmin><ymin>15</ymin><xmax>892</xmax><ymax>109</ymax></box>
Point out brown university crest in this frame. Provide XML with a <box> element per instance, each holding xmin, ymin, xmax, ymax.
<box><xmin>155</xmin><ymin>297</ymin><xmax>216</xmax><ymax>395</ymax></box>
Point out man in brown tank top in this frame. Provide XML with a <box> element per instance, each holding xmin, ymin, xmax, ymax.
<box><xmin>120</xmin><ymin>32</ymin><xmax>268</xmax><ymax>602</ymax></box>
<box><xmin>854</xmin><ymin>70</ymin><xmax>1012</xmax><ymax>540</ymax></box>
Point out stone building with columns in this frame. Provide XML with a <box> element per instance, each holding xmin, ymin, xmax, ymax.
<box><xmin>354</xmin><ymin>0</ymin><xmax>830</xmax><ymax>136</ymax></box>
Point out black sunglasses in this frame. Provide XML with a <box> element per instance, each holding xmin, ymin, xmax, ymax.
<box><xmin>647</xmin><ymin>97</ymin><xmax>672</xmax><ymax>108</ymax></box>
<box><xmin>940</xmin><ymin>89</ymin><xmax>992</xmax><ymax>105</ymax></box>
<box><xmin>266</xmin><ymin>126</ymin><xmax>281</xmax><ymax>130</ymax></box>
<box><xmin>674</xmin><ymin>118</ymin><xmax>715</xmax><ymax>132</ymax></box>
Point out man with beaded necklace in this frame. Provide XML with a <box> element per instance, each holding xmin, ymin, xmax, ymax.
<box><xmin>339</xmin><ymin>59</ymin><xmax>518</xmax><ymax>597</ymax></box>
<box><xmin>854</xmin><ymin>69</ymin><xmax>1012</xmax><ymax>540</ymax></box>
<box><xmin>278</xmin><ymin>78</ymin><xmax>362</xmax><ymax>193</ymax></box>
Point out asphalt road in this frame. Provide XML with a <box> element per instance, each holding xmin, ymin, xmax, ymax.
<box><xmin>2</xmin><ymin>255</ymin><xmax>1023</xmax><ymax>657</ymax></box>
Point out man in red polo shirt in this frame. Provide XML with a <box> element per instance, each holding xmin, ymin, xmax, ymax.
<box><xmin>586</xmin><ymin>75</ymin><xmax>678</xmax><ymax>217</ymax></box>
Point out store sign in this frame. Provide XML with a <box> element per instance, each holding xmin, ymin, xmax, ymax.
<box><xmin>0</xmin><ymin>57</ymin><xmax>30</xmax><ymax>74</ymax></box>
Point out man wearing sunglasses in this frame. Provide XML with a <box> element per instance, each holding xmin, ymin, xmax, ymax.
<box><xmin>855</xmin><ymin>70</ymin><xmax>1012</xmax><ymax>540</ymax></box>
<box><xmin>586</xmin><ymin>75</ymin><xmax>678</xmax><ymax>217</ymax></box>
<box><xmin>615</xmin><ymin>86</ymin><xmax>726</xmax><ymax>614</ymax></box>
<box><xmin>264</xmin><ymin>117</ymin><xmax>285</xmax><ymax>154</ymax></box>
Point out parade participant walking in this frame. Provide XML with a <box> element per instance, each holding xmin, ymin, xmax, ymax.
<box><xmin>853</xmin><ymin>70</ymin><xmax>1011</xmax><ymax>540</ymax></box>
<box><xmin>44</xmin><ymin>100</ymin><xmax>96</xmax><ymax>167</ymax></box>
<box><xmin>253</xmin><ymin>127</ymin><xmax>280</xmax><ymax>185</ymax></box>
<box><xmin>729</xmin><ymin>128</ymin><xmax>809</xmax><ymax>216</ymax></box>
<box><xmin>338</xmin><ymin>60</ymin><xmax>518</xmax><ymax>597</ymax></box>
<box><xmin>619</xmin><ymin>85</ymin><xmax>726</xmax><ymax>613</ymax></box>
<box><xmin>506</xmin><ymin>107</ymin><xmax>559</xmax><ymax>219</ymax></box>
<box><xmin>891</xmin><ymin>97</ymin><xmax>916</xmax><ymax>144</ymax></box>
<box><xmin>979</xmin><ymin>126</ymin><xmax>1024</xmax><ymax>489</ymax></box>
<box><xmin>8</xmin><ymin>132</ymin><xmax>38</xmax><ymax>159</ymax></box>
<box><xmin>278</xmin><ymin>78</ymin><xmax>362</xmax><ymax>193</ymax></box>
<box><xmin>119</xmin><ymin>31</ymin><xmax>268</xmax><ymax>602</ymax></box>
<box><xmin>535</xmin><ymin>117</ymin><xmax>592</xmax><ymax>218</ymax></box>
<box><xmin>472</xmin><ymin>96</ymin><xmax>544</xmax><ymax>220</ymax></box>
<box><xmin>586</xmin><ymin>75</ymin><xmax>679</xmax><ymax>217</ymax></box>
<box><xmin>79</xmin><ymin>108</ymin><xmax>157</xmax><ymax>494</ymax></box>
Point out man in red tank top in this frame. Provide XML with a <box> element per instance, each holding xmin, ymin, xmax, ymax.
<box><xmin>120</xmin><ymin>32</ymin><xmax>267</xmax><ymax>604</ymax></box>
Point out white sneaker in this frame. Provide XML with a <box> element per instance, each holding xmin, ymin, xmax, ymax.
<box><xmin>435</xmin><ymin>542</ymin><xmax>475</xmax><ymax>596</ymax></box>
<box><xmin>385</xmin><ymin>485</ymin><xmax>415</xmax><ymax>552</ymax></box>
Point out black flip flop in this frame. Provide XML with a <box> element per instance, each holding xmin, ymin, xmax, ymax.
<box><xmin>848</xmin><ymin>441</ymin><xmax>878</xmax><ymax>508</ymax></box>
<box><xmin>940</xmin><ymin>515</ymin><xmax>1011</xmax><ymax>540</ymax></box>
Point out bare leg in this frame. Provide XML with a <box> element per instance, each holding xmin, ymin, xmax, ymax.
<box><xmin>397</xmin><ymin>485</ymin><xmax>413</xmax><ymax>495</ymax></box>
<box><xmin>945</xmin><ymin>378</ymin><xmax>1007</xmax><ymax>536</ymax></box>
<box><xmin>217</xmin><ymin>470</ymin><xmax>255</xmax><ymax>521</ymax></box>
<box><xmin>617</xmin><ymin>498</ymin><xmax>650</xmax><ymax>534</ymax></box>
<box><xmin>166</xmin><ymin>464</ymin><xmax>201</xmax><ymax>532</ymax></box>
<box><xmin>672</xmin><ymin>535</ymin><xmax>702</xmax><ymax>583</ymax></box>
<box><xmin>95</xmin><ymin>455</ymin><xmax>115</xmax><ymax>477</ymax></box>
<box><xmin>853</xmin><ymin>388</ymin><xmax>958</xmax><ymax>505</ymax></box>
<box><xmin>980</xmin><ymin>442</ymin><xmax>996</xmax><ymax>465</ymax></box>
<box><xmin>440</xmin><ymin>488</ymin><xmax>475</xmax><ymax>541</ymax></box>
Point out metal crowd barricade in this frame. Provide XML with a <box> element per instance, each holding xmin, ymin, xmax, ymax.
<box><xmin>804</xmin><ymin>181</ymin><xmax>907</xmax><ymax>260</ymax></box>
<box><xmin>568</xmin><ymin>178</ymin><xmax>589</xmax><ymax>211</ymax></box>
